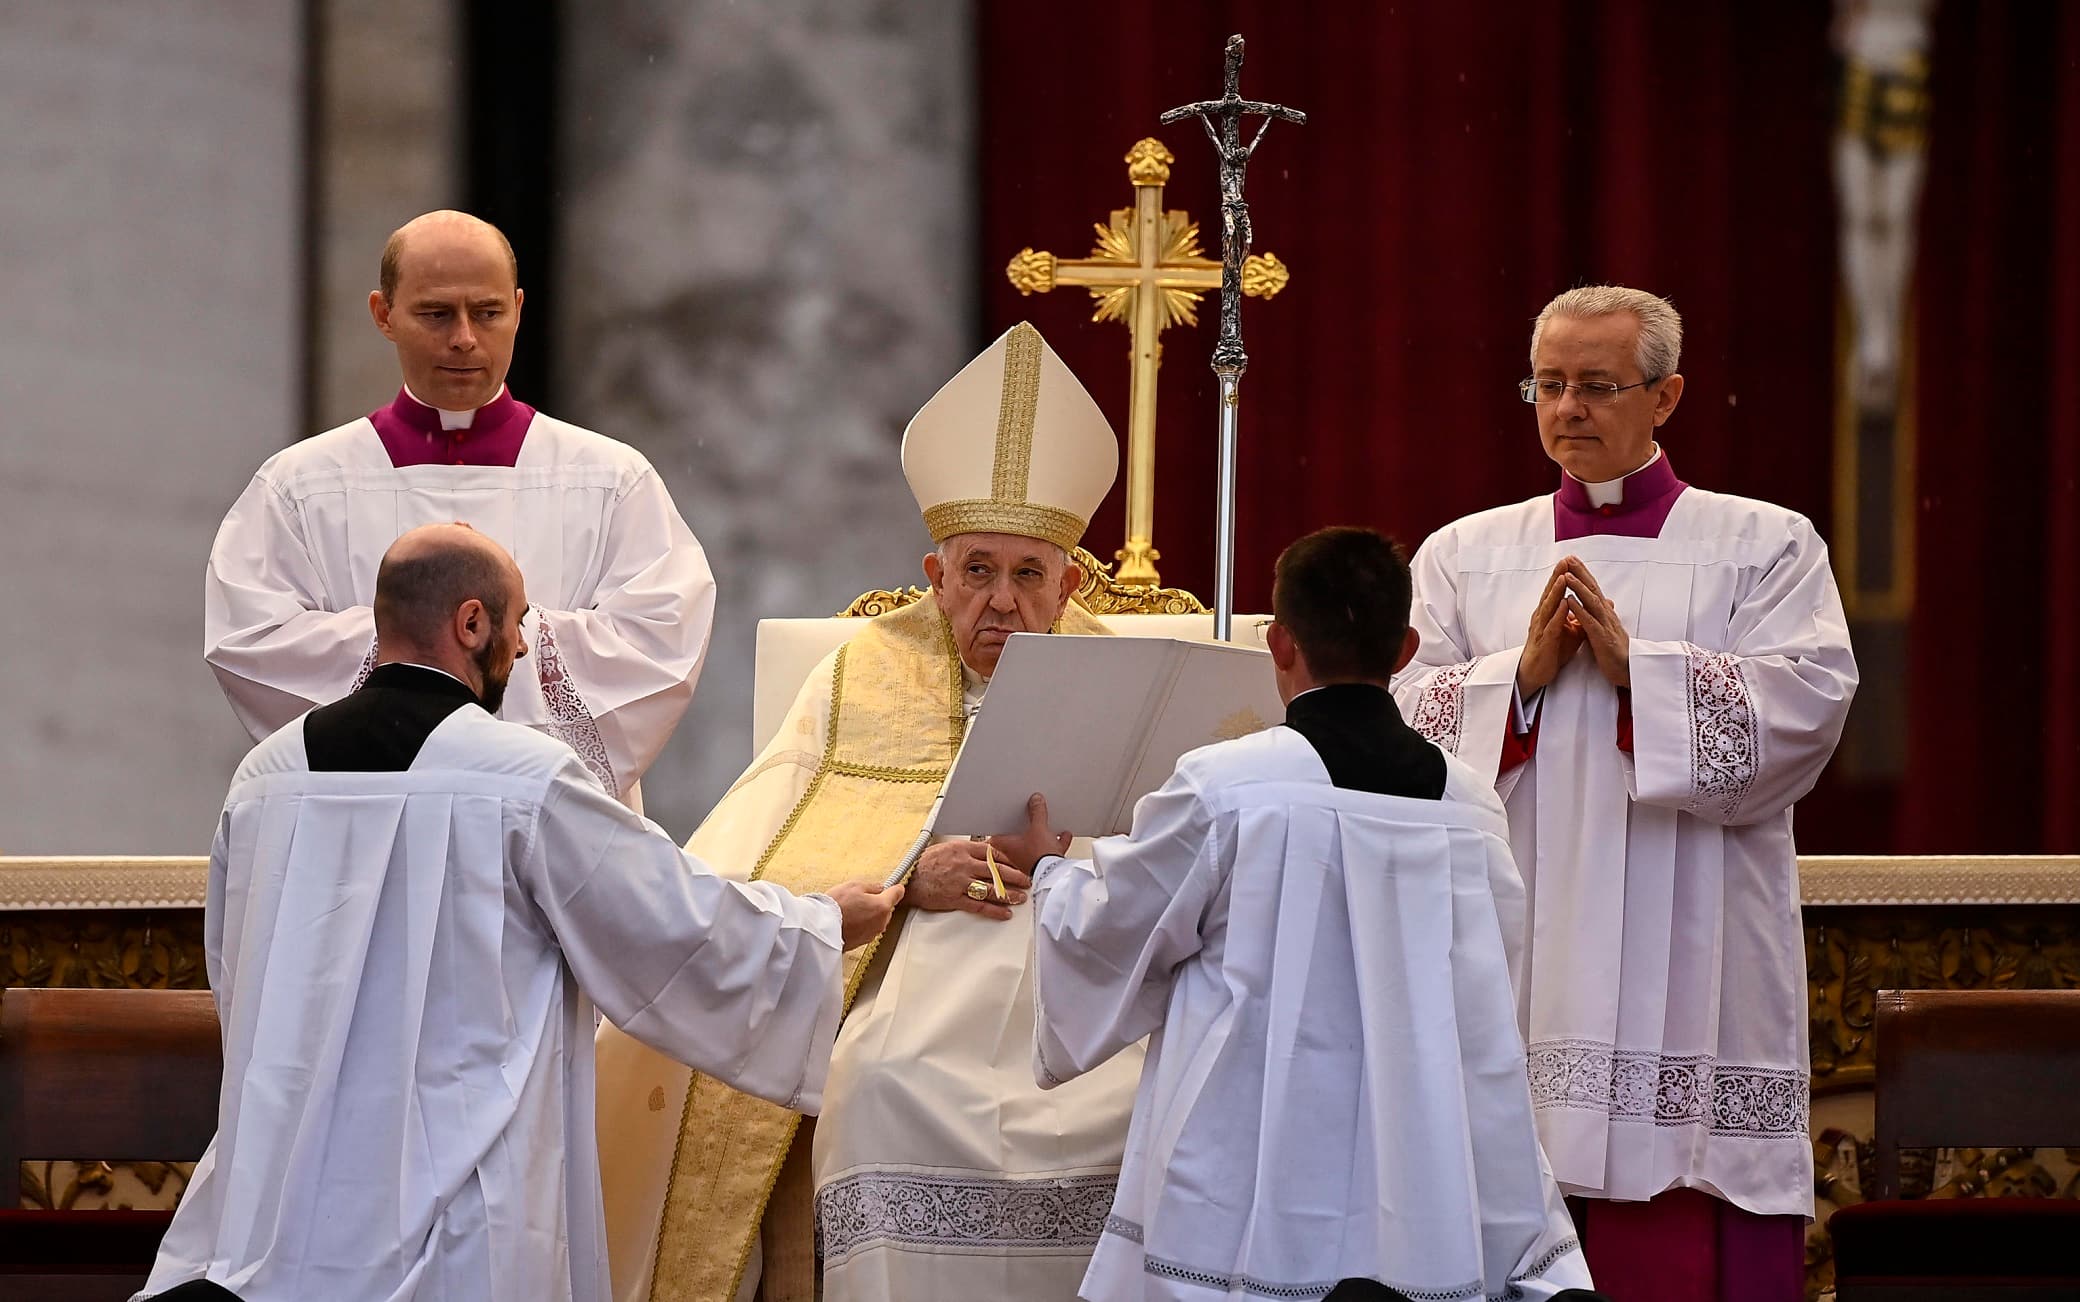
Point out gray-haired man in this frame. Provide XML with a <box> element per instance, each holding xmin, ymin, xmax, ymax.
<box><xmin>1392</xmin><ymin>286</ymin><xmax>1857</xmax><ymax>1302</ymax></box>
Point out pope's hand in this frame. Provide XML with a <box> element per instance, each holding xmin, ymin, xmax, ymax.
<box><xmin>988</xmin><ymin>793</ymin><xmax>1072</xmax><ymax>875</ymax></box>
<box><xmin>826</xmin><ymin>880</ymin><xmax>903</xmax><ymax>950</ymax></box>
<box><xmin>907</xmin><ymin>841</ymin><xmax>1029</xmax><ymax>920</ymax></box>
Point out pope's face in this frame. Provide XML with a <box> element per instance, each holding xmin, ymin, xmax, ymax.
<box><xmin>1531</xmin><ymin>312</ymin><xmax>1682</xmax><ymax>484</ymax></box>
<box><xmin>371</xmin><ymin>226</ymin><xmax>523</xmax><ymax>411</ymax></box>
<box><xmin>924</xmin><ymin>533</ymin><xmax>1079</xmax><ymax>678</ymax></box>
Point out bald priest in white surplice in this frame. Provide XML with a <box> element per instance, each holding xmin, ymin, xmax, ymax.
<box><xmin>204</xmin><ymin>211</ymin><xmax>714</xmax><ymax>802</ymax></box>
<box><xmin>593</xmin><ymin>323</ymin><xmax>1144</xmax><ymax>1302</ymax></box>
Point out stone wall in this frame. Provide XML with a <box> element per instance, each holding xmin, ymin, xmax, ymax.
<box><xmin>556</xmin><ymin>0</ymin><xmax>977</xmax><ymax>831</ymax></box>
<box><xmin>0</xmin><ymin>3</ymin><xmax>305</xmax><ymax>851</ymax></box>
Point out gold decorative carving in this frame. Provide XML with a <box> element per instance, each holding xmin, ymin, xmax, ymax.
<box><xmin>0</xmin><ymin>856</ymin><xmax>208</xmax><ymax>910</ymax></box>
<box><xmin>1004</xmin><ymin>247</ymin><xmax>1057</xmax><ymax>295</ymax></box>
<box><xmin>20</xmin><ymin>1159</ymin><xmax>194</xmax><ymax>1211</ymax></box>
<box><xmin>838</xmin><ymin>547</ymin><xmax>1207</xmax><ymax>619</ymax></box>
<box><xmin>1083</xmin><ymin>207</ymin><xmax>1218</xmax><ymax>330</ymax></box>
<box><xmin>1241</xmin><ymin>251</ymin><xmax>1291</xmax><ymax>299</ymax></box>
<box><xmin>1796</xmin><ymin>854</ymin><xmax>2080</xmax><ymax>906</ymax></box>
<box><xmin>1005</xmin><ymin>137</ymin><xmax>1293</xmax><ymax>585</ymax></box>
<box><xmin>838</xmin><ymin>586</ymin><xmax>929</xmax><ymax>619</ymax></box>
<box><xmin>0</xmin><ymin>909</ymin><xmax>209</xmax><ymax>989</ymax></box>
<box><xmin>1805</xmin><ymin>904</ymin><xmax>2080</xmax><ymax>1090</ymax></box>
<box><xmin>1801</xmin><ymin>901</ymin><xmax>2080</xmax><ymax>1299</ymax></box>
<box><xmin>1070</xmin><ymin>547</ymin><xmax>1209</xmax><ymax>615</ymax></box>
<box><xmin>1125</xmin><ymin>136</ymin><xmax>1174</xmax><ymax>185</ymax></box>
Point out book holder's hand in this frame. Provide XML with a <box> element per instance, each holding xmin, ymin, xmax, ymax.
<box><xmin>988</xmin><ymin>793</ymin><xmax>1071</xmax><ymax>875</ymax></box>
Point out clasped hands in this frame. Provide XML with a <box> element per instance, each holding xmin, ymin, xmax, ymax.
<box><xmin>907</xmin><ymin>794</ymin><xmax>1070</xmax><ymax>922</ymax></box>
<box><xmin>1516</xmin><ymin>556</ymin><xmax>1630</xmax><ymax>696</ymax></box>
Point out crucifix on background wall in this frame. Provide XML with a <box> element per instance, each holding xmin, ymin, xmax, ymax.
<box><xmin>1006</xmin><ymin>136</ymin><xmax>1292</xmax><ymax>586</ymax></box>
<box><xmin>1831</xmin><ymin>0</ymin><xmax>1934</xmax><ymax>780</ymax></box>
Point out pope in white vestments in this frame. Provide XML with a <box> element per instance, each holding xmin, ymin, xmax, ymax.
<box><xmin>1009</xmin><ymin>527</ymin><xmax>1593</xmax><ymax>1302</ymax></box>
<box><xmin>204</xmin><ymin>210</ymin><xmax>713</xmax><ymax>803</ymax></box>
<box><xmin>1392</xmin><ymin>288</ymin><xmax>1856</xmax><ymax>1302</ymax></box>
<box><xmin>142</xmin><ymin>525</ymin><xmax>898</xmax><ymax>1302</ymax></box>
<box><xmin>593</xmin><ymin>323</ymin><xmax>1145</xmax><ymax>1302</ymax></box>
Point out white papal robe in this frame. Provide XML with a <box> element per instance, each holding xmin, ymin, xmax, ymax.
<box><xmin>594</xmin><ymin>642</ymin><xmax>1142</xmax><ymax>1302</ymax></box>
<box><xmin>1392</xmin><ymin>487</ymin><xmax>1857</xmax><ymax>1218</ymax></box>
<box><xmin>141</xmin><ymin>703</ymin><xmax>845</xmax><ymax>1302</ymax></box>
<box><xmin>204</xmin><ymin>413</ymin><xmax>714</xmax><ymax>798</ymax></box>
<box><xmin>1031</xmin><ymin>725</ymin><xmax>1590</xmax><ymax>1302</ymax></box>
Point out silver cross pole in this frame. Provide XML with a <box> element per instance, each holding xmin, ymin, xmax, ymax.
<box><xmin>1161</xmin><ymin>34</ymin><xmax>1305</xmax><ymax>641</ymax></box>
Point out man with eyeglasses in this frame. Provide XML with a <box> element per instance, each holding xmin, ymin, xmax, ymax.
<box><xmin>1392</xmin><ymin>285</ymin><xmax>1858</xmax><ymax>1302</ymax></box>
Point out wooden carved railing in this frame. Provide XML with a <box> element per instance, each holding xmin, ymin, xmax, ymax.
<box><xmin>9</xmin><ymin>846</ymin><xmax>2080</xmax><ymax>1295</ymax></box>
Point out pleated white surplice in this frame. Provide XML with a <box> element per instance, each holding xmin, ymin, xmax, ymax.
<box><xmin>1392</xmin><ymin>488</ymin><xmax>1856</xmax><ymax>1217</ymax></box>
<box><xmin>204</xmin><ymin>415</ymin><xmax>715</xmax><ymax>799</ymax></box>
<box><xmin>141</xmin><ymin>707</ymin><xmax>844</xmax><ymax>1302</ymax></box>
<box><xmin>1032</xmin><ymin>727</ymin><xmax>1588</xmax><ymax>1302</ymax></box>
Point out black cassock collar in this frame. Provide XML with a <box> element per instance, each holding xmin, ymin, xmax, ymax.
<box><xmin>303</xmin><ymin>663</ymin><xmax>482</xmax><ymax>773</ymax></box>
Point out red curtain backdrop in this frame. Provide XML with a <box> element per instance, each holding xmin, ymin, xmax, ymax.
<box><xmin>1902</xmin><ymin>0</ymin><xmax>2080</xmax><ymax>851</ymax></box>
<box><xmin>977</xmin><ymin>0</ymin><xmax>2080</xmax><ymax>853</ymax></box>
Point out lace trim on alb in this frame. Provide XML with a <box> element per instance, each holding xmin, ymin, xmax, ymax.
<box><xmin>1106</xmin><ymin>1215</ymin><xmax>1579</xmax><ymax>1301</ymax></box>
<box><xmin>1680</xmin><ymin>644</ymin><xmax>1758</xmax><ymax>819</ymax></box>
<box><xmin>815</xmin><ymin>1170</ymin><xmax>1115</xmax><ymax>1264</ymax></box>
<box><xmin>529</xmin><ymin>605</ymin><xmax>616</xmax><ymax>792</ymax></box>
<box><xmin>349</xmin><ymin>636</ymin><xmax>379</xmax><ymax>692</ymax></box>
<box><xmin>1407</xmin><ymin>662</ymin><xmax>1473</xmax><ymax>754</ymax></box>
<box><xmin>1528</xmin><ymin>1037</ymin><xmax>1807</xmax><ymax>1138</ymax></box>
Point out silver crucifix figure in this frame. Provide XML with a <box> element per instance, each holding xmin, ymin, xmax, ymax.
<box><xmin>1161</xmin><ymin>34</ymin><xmax>1305</xmax><ymax>640</ymax></box>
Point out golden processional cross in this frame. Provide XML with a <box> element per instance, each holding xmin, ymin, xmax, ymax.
<box><xmin>1006</xmin><ymin>137</ymin><xmax>1291</xmax><ymax>586</ymax></box>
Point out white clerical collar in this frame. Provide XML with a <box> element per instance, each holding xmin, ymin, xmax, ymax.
<box><xmin>392</xmin><ymin>661</ymin><xmax>474</xmax><ymax>690</ymax></box>
<box><xmin>403</xmin><ymin>383</ymin><xmax>504</xmax><ymax>431</ymax></box>
<box><xmin>961</xmin><ymin>662</ymin><xmax>988</xmax><ymax>710</ymax></box>
<box><xmin>1574</xmin><ymin>444</ymin><xmax>1663</xmax><ymax>508</ymax></box>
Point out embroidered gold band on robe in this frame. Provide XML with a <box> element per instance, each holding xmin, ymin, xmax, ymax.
<box><xmin>647</xmin><ymin>596</ymin><xmax>1108</xmax><ymax>1301</ymax></box>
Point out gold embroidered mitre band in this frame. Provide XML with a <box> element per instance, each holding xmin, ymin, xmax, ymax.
<box><xmin>903</xmin><ymin>321</ymin><xmax>1118</xmax><ymax>552</ymax></box>
<box><xmin>648</xmin><ymin>595</ymin><xmax>1110</xmax><ymax>1301</ymax></box>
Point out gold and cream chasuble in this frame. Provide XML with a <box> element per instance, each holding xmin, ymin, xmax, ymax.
<box><xmin>595</xmin><ymin>597</ymin><xmax>1140</xmax><ymax>1302</ymax></box>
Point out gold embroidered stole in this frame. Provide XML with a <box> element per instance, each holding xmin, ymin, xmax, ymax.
<box><xmin>647</xmin><ymin>596</ymin><xmax>1107</xmax><ymax>1300</ymax></box>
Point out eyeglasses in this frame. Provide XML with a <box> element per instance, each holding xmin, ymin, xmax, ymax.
<box><xmin>1518</xmin><ymin>377</ymin><xmax>1658</xmax><ymax>406</ymax></box>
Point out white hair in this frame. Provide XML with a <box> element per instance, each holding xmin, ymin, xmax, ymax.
<box><xmin>1530</xmin><ymin>285</ymin><xmax>1683</xmax><ymax>381</ymax></box>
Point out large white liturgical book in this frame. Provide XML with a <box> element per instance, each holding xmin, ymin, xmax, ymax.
<box><xmin>934</xmin><ymin>632</ymin><xmax>1283</xmax><ymax>837</ymax></box>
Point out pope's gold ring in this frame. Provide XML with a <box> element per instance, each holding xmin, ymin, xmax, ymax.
<box><xmin>965</xmin><ymin>879</ymin><xmax>992</xmax><ymax>902</ymax></box>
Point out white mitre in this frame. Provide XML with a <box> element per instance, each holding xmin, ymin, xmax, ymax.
<box><xmin>901</xmin><ymin>321</ymin><xmax>1118</xmax><ymax>552</ymax></box>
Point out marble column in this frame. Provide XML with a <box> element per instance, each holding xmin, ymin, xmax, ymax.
<box><xmin>0</xmin><ymin>3</ymin><xmax>305</xmax><ymax>852</ymax></box>
<box><xmin>308</xmin><ymin>0</ymin><xmax>462</xmax><ymax>430</ymax></box>
<box><xmin>557</xmin><ymin>1</ymin><xmax>977</xmax><ymax>832</ymax></box>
